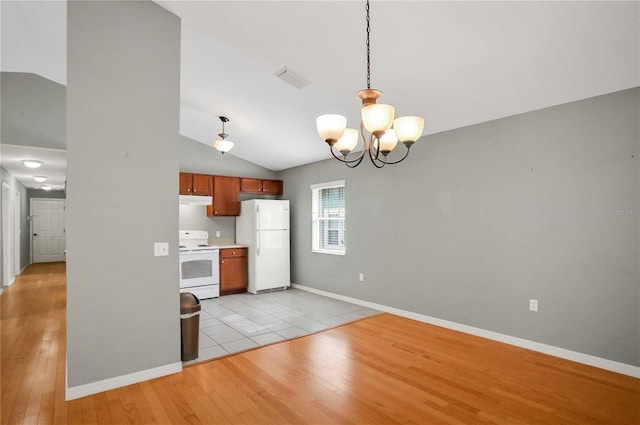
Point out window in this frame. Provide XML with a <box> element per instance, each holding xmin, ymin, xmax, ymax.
<box><xmin>311</xmin><ymin>180</ymin><xmax>346</xmax><ymax>255</ymax></box>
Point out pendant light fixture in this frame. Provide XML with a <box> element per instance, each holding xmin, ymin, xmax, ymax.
<box><xmin>316</xmin><ymin>0</ymin><xmax>424</xmax><ymax>168</ymax></box>
<box><xmin>213</xmin><ymin>116</ymin><xmax>234</xmax><ymax>154</ymax></box>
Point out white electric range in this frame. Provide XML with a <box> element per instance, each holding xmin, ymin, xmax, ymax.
<box><xmin>179</xmin><ymin>230</ymin><xmax>219</xmax><ymax>299</ymax></box>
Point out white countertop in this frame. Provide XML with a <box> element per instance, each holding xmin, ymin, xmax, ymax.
<box><xmin>207</xmin><ymin>238</ymin><xmax>247</xmax><ymax>250</ymax></box>
<box><xmin>216</xmin><ymin>244</ymin><xmax>247</xmax><ymax>249</ymax></box>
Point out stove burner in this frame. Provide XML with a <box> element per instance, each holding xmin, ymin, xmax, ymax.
<box><xmin>197</xmin><ymin>244</ymin><xmax>209</xmax><ymax>247</ymax></box>
<box><xmin>179</xmin><ymin>245</ymin><xmax>186</xmax><ymax>249</ymax></box>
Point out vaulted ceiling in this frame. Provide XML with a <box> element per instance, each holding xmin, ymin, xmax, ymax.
<box><xmin>2</xmin><ymin>1</ymin><xmax>638</xmax><ymax>187</ymax></box>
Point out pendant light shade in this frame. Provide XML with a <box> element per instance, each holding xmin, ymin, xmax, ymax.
<box><xmin>317</xmin><ymin>114</ymin><xmax>347</xmax><ymax>143</ymax></box>
<box><xmin>361</xmin><ymin>104</ymin><xmax>395</xmax><ymax>137</ymax></box>
<box><xmin>376</xmin><ymin>129</ymin><xmax>398</xmax><ymax>155</ymax></box>
<box><xmin>334</xmin><ymin>128</ymin><xmax>359</xmax><ymax>155</ymax></box>
<box><xmin>213</xmin><ymin>139</ymin><xmax>234</xmax><ymax>153</ymax></box>
<box><xmin>393</xmin><ymin>116</ymin><xmax>425</xmax><ymax>143</ymax></box>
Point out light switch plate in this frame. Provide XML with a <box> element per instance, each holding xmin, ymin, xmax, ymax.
<box><xmin>154</xmin><ymin>242</ymin><xmax>169</xmax><ymax>257</ymax></box>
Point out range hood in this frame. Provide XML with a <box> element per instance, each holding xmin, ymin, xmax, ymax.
<box><xmin>179</xmin><ymin>195</ymin><xmax>213</xmax><ymax>206</ymax></box>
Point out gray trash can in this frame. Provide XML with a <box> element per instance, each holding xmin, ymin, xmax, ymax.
<box><xmin>180</xmin><ymin>292</ymin><xmax>201</xmax><ymax>361</ymax></box>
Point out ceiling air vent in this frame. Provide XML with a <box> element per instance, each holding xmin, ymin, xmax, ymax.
<box><xmin>274</xmin><ymin>67</ymin><xmax>310</xmax><ymax>89</ymax></box>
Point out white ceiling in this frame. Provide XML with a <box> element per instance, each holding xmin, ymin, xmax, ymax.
<box><xmin>1</xmin><ymin>1</ymin><xmax>638</xmax><ymax>180</ymax></box>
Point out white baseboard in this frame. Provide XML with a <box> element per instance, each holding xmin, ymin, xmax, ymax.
<box><xmin>66</xmin><ymin>362</ymin><xmax>182</xmax><ymax>400</ymax></box>
<box><xmin>292</xmin><ymin>283</ymin><xmax>640</xmax><ymax>378</ymax></box>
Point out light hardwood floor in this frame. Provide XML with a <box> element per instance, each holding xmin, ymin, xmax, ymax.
<box><xmin>1</xmin><ymin>262</ymin><xmax>638</xmax><ymax>424</ymax></box>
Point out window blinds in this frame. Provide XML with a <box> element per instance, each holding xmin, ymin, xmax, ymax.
<box><xmin>311</xmin><ymin>181</ymin><xmax>346</xmax><ymax>255</ymax></box>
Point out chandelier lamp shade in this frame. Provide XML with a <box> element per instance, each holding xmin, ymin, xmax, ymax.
<box><xmin>213</xmin><ymin>116</ymin><xmax>234</xmax><ymax>154</ymax></box>
<box><xmin>316</xmin><ymin>0</ymin><xmax>424</xmax><ymax>168</ymax></box>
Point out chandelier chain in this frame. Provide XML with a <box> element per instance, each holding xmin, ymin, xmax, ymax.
<box><xmin>366</xmin><ymin>0</ymin><xmax>371</xmax><ymax>89</ymax></box>
<box><xmin>316</xmin><ymin>0</ymin><xmax>423</xmax><ymax>168</ymax></box>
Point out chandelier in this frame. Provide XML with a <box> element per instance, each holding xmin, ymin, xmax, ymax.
<box><xmin>316</xmin><ymin>0</ymin><xmax>424</xmax><ymax>168</ymax></box>
<box><xmin>213</xmin><ymin>116</ymin><xmax>234</xmax><ymax>154</ymax></box>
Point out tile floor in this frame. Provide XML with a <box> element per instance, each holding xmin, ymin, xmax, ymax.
<box><xmin>184</xmin><ymin>288</ymin><xmax>380</xmax><ymax>365</ymax></box>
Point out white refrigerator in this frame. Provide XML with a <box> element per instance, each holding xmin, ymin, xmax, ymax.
<box><xmin>236</xmin><ymin>199</ymin><xmax>291</xmax><ymax>294</ymax></box>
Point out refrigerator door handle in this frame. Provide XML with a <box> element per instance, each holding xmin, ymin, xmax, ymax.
<box><xmin>256</xmin><ymin>205</ymin><xmax>260</xmax><ymax>230</ymax></box>
<box><xmin>256</xmin><ymin>206</ymin><xmax>260</xmax><ymax>256</ymax></box>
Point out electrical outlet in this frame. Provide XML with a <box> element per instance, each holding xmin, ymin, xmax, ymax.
<box><xmin>529</xmin><ymin>299</ymin><xmax>538</xmax><ymax>312</ymax></box>
<box><xmin>154</xmin><ymin>242</ymin><xmax>169</xmax><ymax>257</ymax></box>
<box><xmin>359</xmin><ymin>273</ymin><xmax>364</xmax><ymax>282</ymax></box>
<box><xmin>216</xmin><ymin>231</ymin><xmax>221</xmax><ymax>237</ymax></box>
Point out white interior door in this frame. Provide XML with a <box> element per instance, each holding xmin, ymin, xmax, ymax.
<box><xmin>31</xmin><ymin>198</ymin><xmax>66</xmax><ymax>263</ymax></box>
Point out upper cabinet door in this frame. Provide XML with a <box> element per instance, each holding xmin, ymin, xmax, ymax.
<box><xmin>208</xmin><ymin>176</ymin><xmax>240</xmax><ymax>216</ymax></box>
<box><xmin>191</xmin><ymin>174</ymin><xmax>213</xmax><ymax>195</ymax></box>
<box><xmin>239</xmin><ymin>178</ymin><xmax>283</xmax><ymax>195</ymax></box>
<box><xmin>179</xmin><ymin>172</ymin><xmax>212</xmax><ymax>195</ymax></box>
<box><xmin>179</xmin><ymin>172</ymin><xmax>192</xmax><ymax>195</ymax></box>
<box><xmin>240</xmin><ymin>178</ymin><xmax>262</xmax><ymax>194</ymax></box>
<box><xmin>261</xmin><ymin>179</ymin><xmax>283</xmax><ymax>195</ymax></box>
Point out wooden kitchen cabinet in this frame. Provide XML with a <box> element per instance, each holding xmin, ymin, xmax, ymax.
<box><xmin>219</xmin><ymin>248</ymin><xmax>248</xmax><ymax>295</ymax></box>
<box><xmin>240</xmin><ymin>178</ymin><xmax>283</xmax><ymax>195</ymax></box>
<box><xmin>179</xmin><ymin>173</ymin><xmax>213</xmax><ymax>195</ymax></box>
<box><xmin>207</xmin><ymin>176</ymin><xmax>240</xmax><ymax>216</ymax></box>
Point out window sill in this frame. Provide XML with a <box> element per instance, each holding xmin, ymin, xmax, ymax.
<box><xmin>312</xmin><ymin>249</ymin><xmax>345</xmax><ymax>256</ymax></box>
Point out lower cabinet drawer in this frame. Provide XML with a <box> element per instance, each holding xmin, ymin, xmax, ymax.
<box><xmin>220</xmin><ymin>248</ymin><xmax>247</xmax><ymax>259</ymax></box>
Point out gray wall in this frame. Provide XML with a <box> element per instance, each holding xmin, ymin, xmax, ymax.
<box><xmin>179</xmin><ymin>135</ymin><xmax>277</xmax><ymax>239</ymax></box>
<box><xmin>278</xmin><ymin>87</ymin><xmax>640</xmax><ymax>367</ymax></box>
<box><xmin>66</xmin><ymin>0</ymin><xmax>181</xmax><ymax>388</ymax></box>
<box><xmin>1</xmin><ymin>72</ymin><xmax>66</xmax><ymax>150</ymax></box>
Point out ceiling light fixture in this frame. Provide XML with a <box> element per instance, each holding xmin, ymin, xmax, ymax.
<box><xmin>40</xmin><ymin>185</ymin><xmax>52</xmax><ymax>191</ymax></box>
<box><xmin>33</xmin><ymin>176</ymin><xmax>48</xmax><ymax>183</ymax></box>
<box><xmin>22</xmin><ymin>160</ymin><xmax>43</xmax><ymax>169</ymax></box>
<box><xmin>213</xmin><ymin>116</ymin><xmax>234</xmax><ymax>154</ymax></box>
<box><xmin>316</xmin><ymin>0</ymin><xmax>424</xmax><ymax>168</ymax></box>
